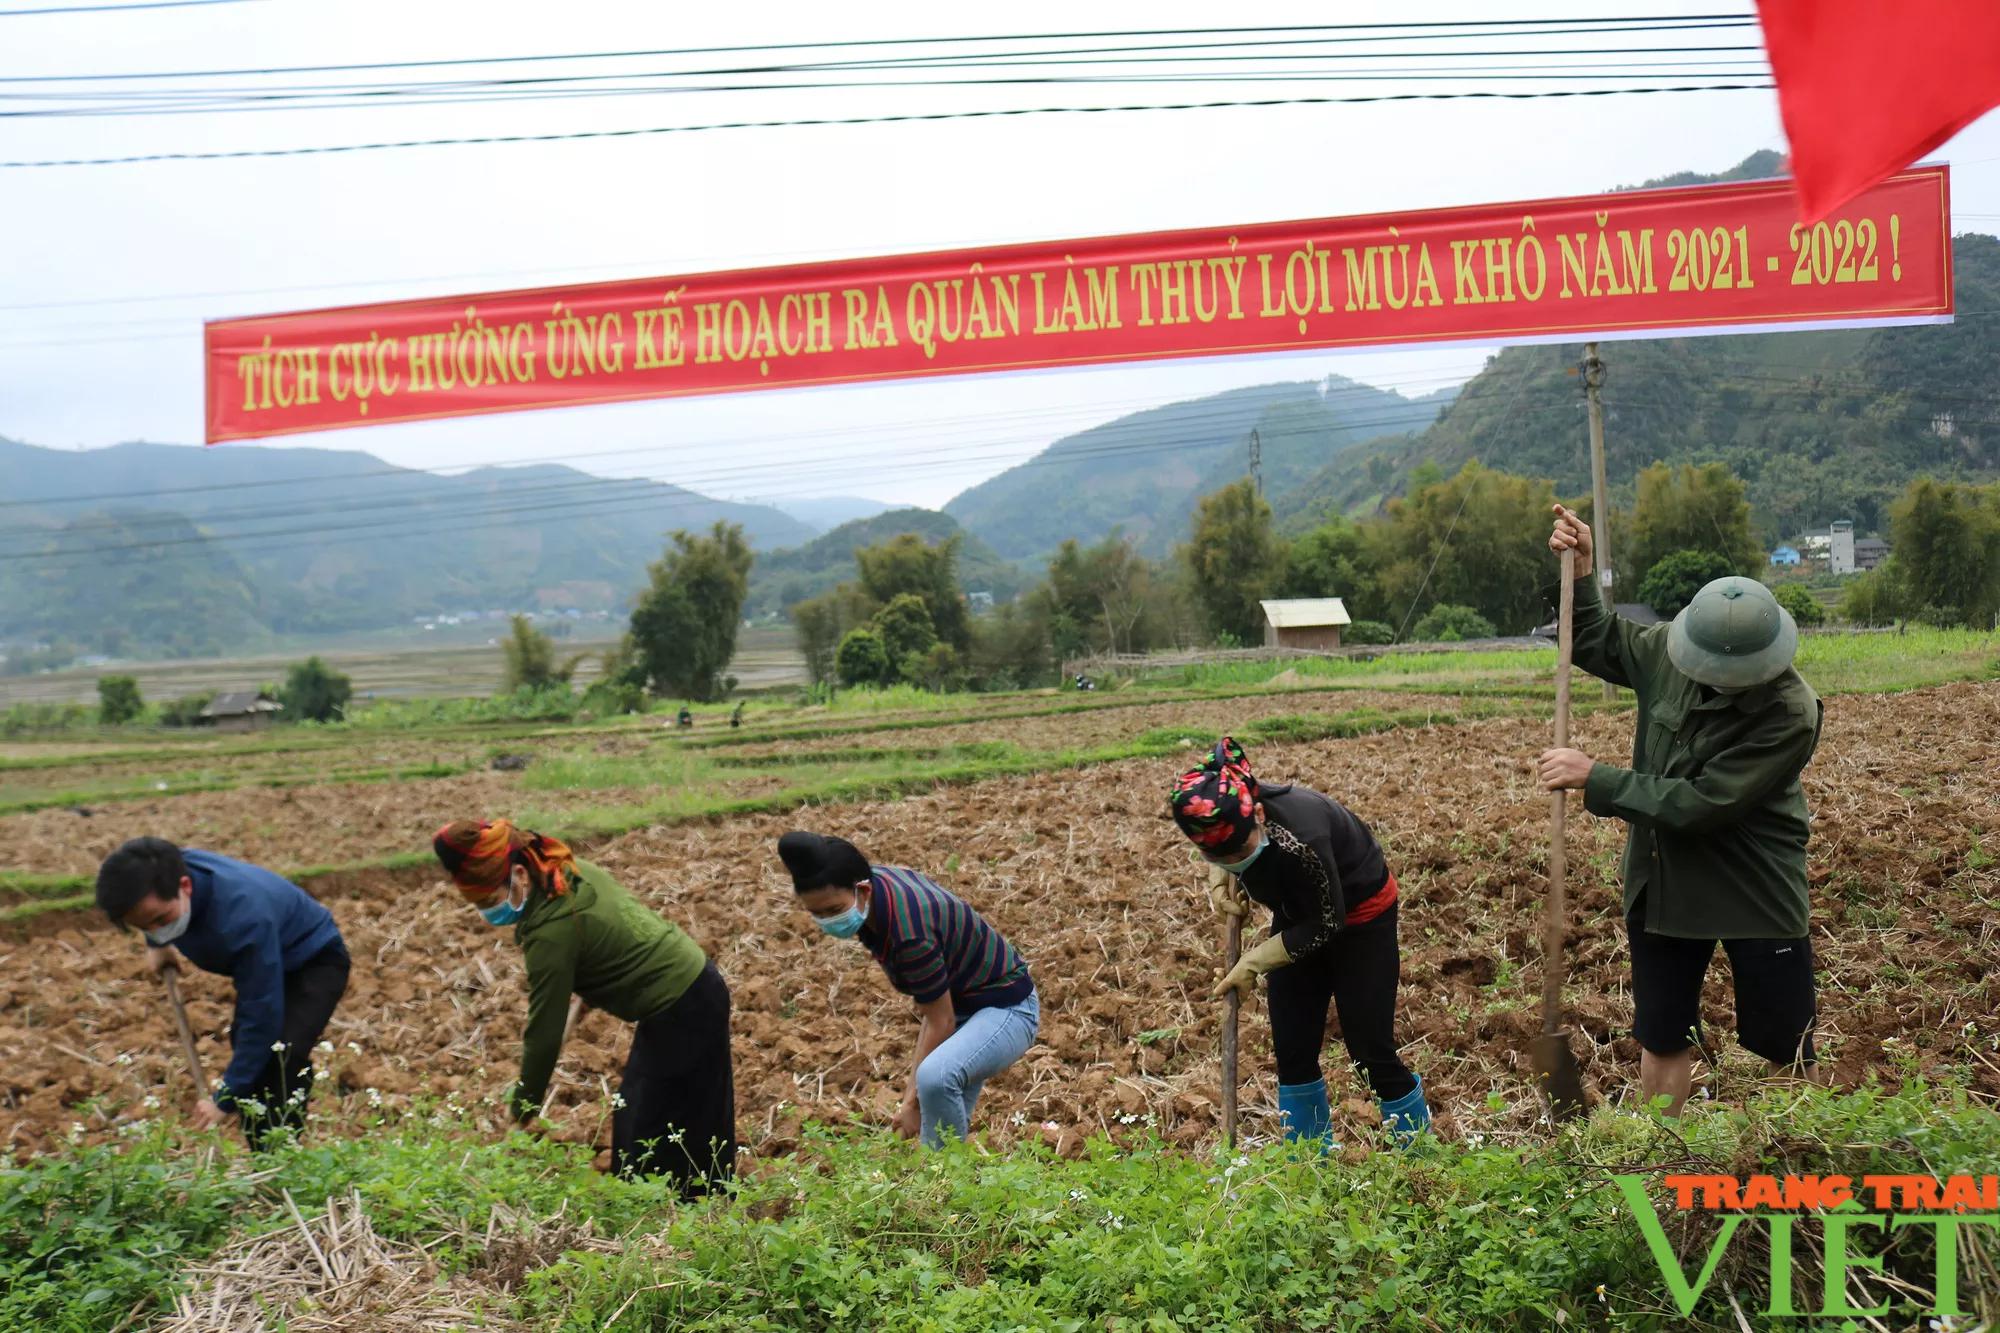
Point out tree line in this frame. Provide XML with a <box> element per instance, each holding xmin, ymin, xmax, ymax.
<box><xmin>89</xmin><ymin>461</ymin><xmax>1988</xmax><ymax>728</ymax></box>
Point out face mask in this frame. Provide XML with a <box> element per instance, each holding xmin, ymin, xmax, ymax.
<box><xmin>143</xmin><ymin>902</ymin><xmax>191</xmax><ymax>945</ymax></box>
<box><xmin>480</xmin><ymin>899</ymin><xmax>523</xmax><ymax>928</ymax></box>
<box><xmin>1214</xmin><ymin>837</ymin><xmax>1268</xmax><ymax>877</ymax></box>
<box><xmin>816</xmin><ymin>892</ymin><xmax>867</xmax><ymax>939</ymax></box>
<box><xmin>480</xmin><ymin>877</ymin><xmax>527</xmax><ymax>928</ymax></box>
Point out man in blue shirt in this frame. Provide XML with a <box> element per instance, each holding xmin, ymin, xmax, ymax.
<box><xmin>96</xmin><ymin>837</ymin><xmax>349</xmax><ymax>1148</ymax></box>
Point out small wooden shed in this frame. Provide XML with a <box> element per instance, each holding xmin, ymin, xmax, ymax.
<box><xmin>201</xmin><ymin>690</ymin><xmax>284</xmax><ymax>733</ymax></box>
<box><xmin>1260</xmin><ymin>598</ymin><xmax>1351</xmax><ymax>651</ymax></box>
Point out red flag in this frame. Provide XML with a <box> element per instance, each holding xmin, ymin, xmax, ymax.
<box><xmin>1757</xmin><ymin>0</ymin><xmax>2000</xmax><ymax>221</ymax></box>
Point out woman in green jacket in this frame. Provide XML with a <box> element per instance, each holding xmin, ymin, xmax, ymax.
<box><xmin>433</xmin><ymin>819</ymin><xmax>735</xmax><ymax>1195</ymax></box>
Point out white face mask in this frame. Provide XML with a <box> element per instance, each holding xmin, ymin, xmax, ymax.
<box><xmin>144</xmin><ymin>905</ymin><xmax>190</xmax><ymax>945</ymax></box>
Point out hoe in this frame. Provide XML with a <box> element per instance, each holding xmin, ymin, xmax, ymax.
<box><xmin>1531</xmin><ymin>550</ymin><xmax>1588</xmax><ymax>1122</ymax></box>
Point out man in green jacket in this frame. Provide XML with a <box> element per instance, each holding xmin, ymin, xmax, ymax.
<box><xmin>433</xmin><ymin>819</ymin><xmax>734</xmax><ymax>1195</ymax></box>
<box><xmin>1540</xmin><ymin>505</ymin><xmax>1823</xmax><ymax>1116</ymax></box>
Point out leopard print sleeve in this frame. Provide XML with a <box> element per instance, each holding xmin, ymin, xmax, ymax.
<box><xmin>1262</xmin><ymin>821</ymin><xmax>1342</xmax><ymax>959</ymax></box>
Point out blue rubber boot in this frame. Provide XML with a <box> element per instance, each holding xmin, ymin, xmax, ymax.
<box><xmin>1276</xmin><ymin>1077</ymin><xmax>1334</xmax><ymax>1148</ymax></box>
<box><xmin>1377</xmin><ymin>1074</ymin><xmax>1432</xmax><ymax>1146</ymax></box>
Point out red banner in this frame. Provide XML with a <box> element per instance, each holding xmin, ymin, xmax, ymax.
<box><xmin>206</xmin><ymin>166</ymin><xmax>1952</xmax><ymax>443</ymax></box>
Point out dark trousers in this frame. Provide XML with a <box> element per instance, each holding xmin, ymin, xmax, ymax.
<box><xmin>613</xmin><ymin>961</ymin><xmax>737</xmax><ymax>1197</ymax></box>
<box><xmin>1625</xmin><ymin>904</ymin><xmax>1817</xmax><ymax>1065</ymax></box>
<box><xmin>231</xmin><ymin>942</ymin><xmax>350</xmax><ymax>1150</ymax></box>
<box><xmin>1265</xmin><ymin>904</ymin><xmax>1416</xmax><ymax>1102</ymax></box>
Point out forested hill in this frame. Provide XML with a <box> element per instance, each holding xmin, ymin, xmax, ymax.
<box><xmin>743</xmin><ymin>508</ymin><xmax>1028</xmax><ymax>620</ymax></box>
<box><xmin>943</xmin><ymin>376</ymin><xmax>1455</xmax><ymax>561</ymax></box>
<box><xmin>1282</xmin><ymin>231</ymin><xmax>2000</xmax><ymax>537</ymax></box>
<box><xmin>0</xmin><ymin>440</ymin><xmax>813</xmax><ymax>657</ymax></box>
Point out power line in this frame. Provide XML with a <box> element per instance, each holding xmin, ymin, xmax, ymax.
<box><xmin>5</xmin><ymin>346</ymin><xmax>1989</xmax><ymax>530</ymax></box>
<box><xmin>5</xmin><ymin>64</ymin><xmax>1775</xmax><ymax>121</ymax></box>
<box><xmin>0</xmin><ymin>16</ymin><xmax>1759</xmax><ymax>83</ymax></box>
<box><xmin>0</xmin><ymin>386</ymin><xmax>1527</xmax><ymax>562</ymax></box>
<box><xmin>0</xmin><ymin>394</ymin><xmax>1480</xmax><ymax>554</ymax></box>
<box><xmin>0</xmin><ymin>82</ymin><xmax>1776</xmax><ymax>169</ymax></box>
<box><xmin>0</xmin><ymin>368</ymin><xmax>1475</xmax><ymax>509</ymax></box>
<box><xmin>12</xmin><ymin>355</ymin><xmax>1996</xmax><ymax>568</ymax></box>
<box><xmin>0</xmin><ymin>43</ymin><xmax>1769</xmax><ymax>111</ymax></box>
<box><xmin>0</xmin><ymin>0</ymin><xmax>253</xmax><ymax>15</ymax></box>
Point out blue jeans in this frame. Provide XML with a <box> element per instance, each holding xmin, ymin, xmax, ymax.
<box><xmin>916</xmin><ymin>989</ymin><xmax>1040</xmax><ymax>1147</ymax></box>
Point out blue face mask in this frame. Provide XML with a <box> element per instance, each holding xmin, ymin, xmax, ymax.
<box><xmin>1213</xmin><ymin>836</ymin><xmax>1268</xmax><ymax>877</ymax></box>
<box><xmin>816</xmin><ymin>893</ymin><xmax>867</xmax><ymax>939</ymax></box>
<box><xmin>480</xmin><ymin>896</ymin><xmax>524</xmax><ymax>927</ymax></box>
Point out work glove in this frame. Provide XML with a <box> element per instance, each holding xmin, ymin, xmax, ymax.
<box><xmin>1211</xmin><ymin>932</ymin><xmax>1293</xmax><ymax>998</ymax></box>
<box><xmin>1206</xmin><ymin>862</ymin><xmax>1247</xmax><ymax>917</ymax></box>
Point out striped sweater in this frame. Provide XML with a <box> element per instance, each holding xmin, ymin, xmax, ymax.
<box><xmin>859</xmin><ymin>865</ymin><xmax>1033</xmax><ymax>1017</ymax></box>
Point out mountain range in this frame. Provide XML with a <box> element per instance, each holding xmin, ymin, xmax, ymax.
<box><xmin>943</xmin><ymin>375</ymin><xmax>1455</xmax><ymax>560</ymax></box>
<box><xmin>0</xmin><ymin>441</ymin><xmax>815</xmax><ymax>656</ymax></box>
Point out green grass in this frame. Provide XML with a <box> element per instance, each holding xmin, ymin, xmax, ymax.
<box><xmin>0</xmin><ymin>761</ymin><xmax>475</xmax><ymax>818</ymax></box>
<box><xmin>6</xmin><ymin>1082</ymin><xmax>1995</xmax><ymax>1331</ymax></box>
<box><xmin>1790</xmin><ymin>625</ymin><xmax>2000</xmax><ymax>693</ymax></box>
<box><xmin>1127</xmin><ymin>627</ymin><xmax>2000</xmax><ymax>699</ymax></box>
<box><xmin>1137</xmin><ymin>647</ymin><xmax>1565</xmax><ymax>693</ymax></box>
<box><xmin>513</xmin><ymin>708</ymin><xmax>1474</xmax><ymax>835</ymax></box>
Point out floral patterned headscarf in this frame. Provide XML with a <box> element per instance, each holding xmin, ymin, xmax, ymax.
<box><xmin>1169</xmin><ymin>737</ymin><xmax>1260</xmax><ymax>851</ymax></box>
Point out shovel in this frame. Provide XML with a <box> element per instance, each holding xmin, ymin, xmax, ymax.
<box><xmin>159</xmin><ymin>963</ymin><xmax>209</xmax><ymax>1100</ymax></box>
<box><xmin>1220</xmin><ymin>907</ymin><xmax>1242</xmax><ymax>1147</ymax></box>
<box><xmin>1531</xmin><ymin>550</ymin><xmax>1589</xmax><ymax>1122</ymax></box>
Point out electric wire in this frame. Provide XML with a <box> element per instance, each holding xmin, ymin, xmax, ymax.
<box><xmin>0</xmin><ymin>17</ymin><xmax>1762</xmax><ymax>84</ymax></box>
<box><xmin>10</xmin><ymin>363</ymin><xmax>1995</xmax><ymax>567</ymax></box>
<box><xmin>0</xmin><ymin>83</ymin><xmax>1778</xmax><ymax>169</ymax></box>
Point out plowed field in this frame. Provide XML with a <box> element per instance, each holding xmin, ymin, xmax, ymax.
<box><xmin>4</xmin><ymin>681</ymin><xmax>1996</xmax><ymax>1161</ymax></box>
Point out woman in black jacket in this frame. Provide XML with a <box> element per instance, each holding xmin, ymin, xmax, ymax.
<box><xmin>1171</xmin><ymin>737</ymin><xmax>1429</xmax><ymax>1145</ymax></box>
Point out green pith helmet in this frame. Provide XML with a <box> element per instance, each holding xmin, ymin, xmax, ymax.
<box><xmin>1667</xmin><ymin>576</ymin><xmax>1798</xmax><ymax>689</ymax></box>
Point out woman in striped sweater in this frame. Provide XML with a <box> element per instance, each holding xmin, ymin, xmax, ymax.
<box><xmin>778</xmin><ymin>830</ymin><xmax>1038</xmax><ymax>1147</ymax></box>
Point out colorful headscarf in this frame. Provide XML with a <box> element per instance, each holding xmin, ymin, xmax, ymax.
<box><xmin>1169</xmin><ymin>737</ymin><xmax>1260</xmax><ymax>851</ymax></box>
<box><xmin>432</xmin><ymin>818</ymin><xmax>575</xmax><ymax>900</ymax></box>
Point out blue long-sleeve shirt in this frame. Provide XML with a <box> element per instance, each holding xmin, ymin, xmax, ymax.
<box><xmin>166</xmin><ymin>850</ymin><xmax>342</xmax><ymax>1105</ymax></box>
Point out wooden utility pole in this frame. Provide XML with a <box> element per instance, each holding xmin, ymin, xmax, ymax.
<box><xmin>1583</xmin><ymin>343</ymin><xmax>1615</xmax><ymax>700</ymax></box>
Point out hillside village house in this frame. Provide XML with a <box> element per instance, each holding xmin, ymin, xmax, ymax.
<box><xmin>200</xmin><ymin>691</ymin><xmax>284</xmax><ymax>733</ymax></box>
<box><xmin>1260</xmin><ymin>598</ymin><xmax>1351</xmax><ymax>651</ymax></box>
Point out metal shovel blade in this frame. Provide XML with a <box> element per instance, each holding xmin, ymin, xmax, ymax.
<box><xmin>1531</xmin><ymin>1030</ymin><xmax>1587</xmax><ymax>1123</ymax></box>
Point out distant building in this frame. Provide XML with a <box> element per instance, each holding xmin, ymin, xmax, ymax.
<box><xmin>1260</xmin><ymin>598</ymin><xmax>1351</xmax><ymax>651</ymax></box>
<box><xmin>1770</xmin><ymin>545</ymin><xmax>1802</xmax><ymax>567</ymax></box>
<box><xmin>1854</xmin><ymin>537</ymin><xmax>1890</xmax><ymax>571</ymax></box>
<box><xmin>967</xmin><ymin>591</ymin><xmax>995</xmax><ymax>614</ymax></box>
<box><xmin>201</xmin><ymin>690</ymin><xmax>284</xmax><ymax>733</ymax></box>
<box><xmin>1830</xmin><ymin>520</ymin><xmax>1857</xmax><ymax>576</ymax></box>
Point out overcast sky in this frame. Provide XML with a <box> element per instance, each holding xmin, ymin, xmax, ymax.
<box><xmin>5</xmin><ymin>1</ymin><xmax>2000</xmax><ymax>510</ymax></box>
